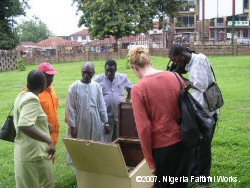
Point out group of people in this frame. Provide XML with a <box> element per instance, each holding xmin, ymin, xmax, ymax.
<box><xmin>13</xmin><ymin>44</ymin><xmax>220</xmax><ymax>188</ymax></box>
<box><xmin>130</xmin><ymin>45</ymin><xmax>219</xmax><ymax>188</ymax></box>
<box><xmin>13</xmin><ymin>60</ymin><xmax>133</xmax><ymax>187</ymax></box>
<box><xmin>65</xmin><ymin>60</ymin><xmax>133</xmax><ymax>144</ymax></box>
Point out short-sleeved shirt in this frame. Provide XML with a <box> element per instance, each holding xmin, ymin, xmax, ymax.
<box><xmin>14</xmin><ymin>91</ymin><xmax>50</xmax><ymax>161</ymax></box>
<box><xmin>95</xmin><ymin>73</ymin><xmax>133</xmax><ymax>120</ymax></box>
<box><xmin>185</xmin><ymin>53</ymin><xmax>218</xmax><ymax>115</ymax></box>
<box><xmin>39</xmin><ymin>86</ymin><xmax>60</xmax><ymax>144</ymax></box>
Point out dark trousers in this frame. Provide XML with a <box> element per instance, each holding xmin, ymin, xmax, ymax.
<box><xmin>112</xmin><ymin>121</ymin><xmax>118</xmax><ymax>141</ymax></box>
<box><xmin>110</xmin><ymin>117</ymin><xmax>118</xmax><ymax>141</ymax></box>
<box><xmin>103</xmin><ymin>116</ymin><xmax>118</xmax><ymax>142</ymax></box>
<box><xmin>190</xmin><ymin>113</ymin><xmax>218</xmax><ymax>182</ymax></box>
<box><xmin>153</xmin><ymin>142</ymin><xmax>194</xmax><ymax>188</ymax></box>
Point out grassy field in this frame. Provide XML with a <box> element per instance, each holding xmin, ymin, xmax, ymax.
<box><xmin>0</xmin><ymin>55</ymin><xmax>249</xmax><ymax>188</ymax></box>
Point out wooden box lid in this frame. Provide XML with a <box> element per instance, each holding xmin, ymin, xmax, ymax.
<box><xmin>118</xmin><ymin>102</ymin><xmax>138</xmax><ymax>139</ymax></box>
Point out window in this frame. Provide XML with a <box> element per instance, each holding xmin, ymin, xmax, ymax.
<box><xmin>236</xmin><ymin>13</ymin><xmax>247</xmax><ymax>21</ymax></box>
<box><xmin>217</xmin><ymin>18</ymin><xmax>224</xmax><ymax>24</ymax></box>
<box><xmin>73</xmin><ymin>36</ymin><xmax>78</xmax><ymax>41</ymax></box>
<box><xmin>237</xmin><ymin>31</ymin><xmax>240</xmax><ymax>37</ymax></box>
<box><xmin>82</xmin><ymin>36</ymin><xmax>86</xmax><ymax>40</ymax></box>
<box><xmin>244</xmin><ymin>0</ymin><xmax>248</xmax><ymax>9</ymax></box>
<box><xmin>243</xmin><ymin>29</ymin><xmax>248</xmax><ymax>38</ymax></box>
<box><xmin>177</xmin><ymin>15</ymin><xmax>194</xmax><ymax>27</ymax></box>
<box><xmin>216</xmin><ymin>18</ymin><xmax>224</xmax><ymax>26</ymax></box>
<box><xmin>210</xmin><ymin>29</ymin><xmax>215</xmax><ymax>38</ymax></box>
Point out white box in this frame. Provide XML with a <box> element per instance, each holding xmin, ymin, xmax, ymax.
<box><xmin>63</xmin><ymin>102</ymin><xmax>153</xmax><ymax>188</ymax></box>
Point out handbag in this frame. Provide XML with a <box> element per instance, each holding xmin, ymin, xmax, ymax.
<box><xmin>173</xmin><ymin>73</ymin><xmax>215</xmax><ymax>147</ymax></box>
<box><xmin>204</xmin><ymin>66</ymin><xmax>224</xmax><ymax>112</ymax></box>
<box><xmin>0</xmin><ymin>106</ymin><xmax>16</xmax><ymax>142</ymax></box>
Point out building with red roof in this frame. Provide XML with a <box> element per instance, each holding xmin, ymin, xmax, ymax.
<box><xmin>37</xmin><ymin>37</ymin><xmax>81</xmax><ymax>48</ymax></box>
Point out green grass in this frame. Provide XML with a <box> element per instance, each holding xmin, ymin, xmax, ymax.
<box><xmin>0</xmin><ymin>56</ymin><xmax>250</xmax><ymax>188</ymax></box>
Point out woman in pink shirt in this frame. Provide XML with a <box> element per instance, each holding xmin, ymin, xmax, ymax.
<box><xmin>129</xmin><ymin>46</ymin><xmax>193</xmax><ymax>188</ymax></box>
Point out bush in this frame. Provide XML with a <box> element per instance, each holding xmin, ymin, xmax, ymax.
<box><xmin>125</xmin><ymin>54</ymin><xmax>131</xmax><ymax>69</ymax></box>
<box><xmin>18</xmin><ymin>57</ymin><xmax>26</xmax><ymax>71</ymax></box>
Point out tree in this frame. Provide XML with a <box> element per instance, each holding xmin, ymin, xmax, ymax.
<box><xmin>73</xmin><ymin>0</ymin><xmax>181</xmax><ymax>49</ymax></box>
<box><xmin>150</xmin><ymin>0</ymin><xmax>181</xmax><ymax>47</ymax></box>
<box><xmin>0</xmin><ymin>0</ymin><xmax>28</xmax><ymax>50</ymax></box>
<box><xmin>73</xmin><ymin>0</ymin><xmax>156</xmax><ymax>49</ymax></box>
<box><xmin>150</xmin><ymin>0</ymin><xmax>181</xmax><ymax>25</ymax></box>
<box><xmin>18</xmin><ymin>17</ymin><xmax>53</xmax><ymax>42</ymax></box>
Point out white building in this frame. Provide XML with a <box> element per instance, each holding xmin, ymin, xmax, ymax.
<box><xmin>69</xmin><ymin>28</ymin><xmax>91</xmax><ymax>44</ymax></box>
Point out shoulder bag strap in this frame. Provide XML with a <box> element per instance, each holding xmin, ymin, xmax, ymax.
<box><xmin>173</xmin><ymin>72</ymin><xmax>184</xmax><ymax>90</ymax></box>
<box><xmin>8</xmin><ymin>105</ymin><xmax>14</xmax><ymax>116</ymax></box>
<box><xmin>210</xmin><ymin>65</ymin><xmax>217</xmax><ymax>82</ymax></box>
<box><xmin>173</xmin><ymin>72</ymin><xmax>193</xmax><ymax>91</ymax></box>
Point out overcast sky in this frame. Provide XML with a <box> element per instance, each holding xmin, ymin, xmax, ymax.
<box><xmin>18</xmin><ymin>0</ymin><xmax>245</xmax><ymax>36</ymax></box>
<box><xmin>199</xmin><ymin>0</ymin><xmax>243</xmax><ymax>19</ymax></box>
<box><xmin>18</xmin><ymin>0</ymin><xmax>85</xmax><ymax>36</ymax></box>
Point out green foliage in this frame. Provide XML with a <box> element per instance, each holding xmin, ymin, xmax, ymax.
<box><xmin>150</xmin><ymin>0</ymin><xmax>180</xmax><ymax>18</ymax></box>
<box><xmin>73</xmin><ymin>0</ymin><xmax>180</xmax><ymax>48</ymax></box>
<box><xmin>0</xmin><ymin>0</ymin><xmax>28</xmax><ymax>50</ymax></box>
<box><xmin>0</xmin><ymin>24</ymin><xmax>19</xmax><ymax>50</ymax></box>
<box><xmin>150</xmin><ymin>0</ymin><xmax>181</xmax><ymax>29</ymax></box>
<box><xmin>18</xmin><ymin>57</ymin><xmax>26</xmax><ymax>71</ymax></box>
<box><xmin>73</xmin><ymin>0</ymin><xmax>155</xmax><ymax>41</ymax></box>
<box><xmin>0</xmin><ymin>56</ymin><xmax>250</xmax><ymax>187</ymax></box>
<box><xmin>126</xmin><ymin>54</ymin><xmax>131</xmax><ymax>69</ymax></box>
<box><xmin>18</xmin><ymin>17</ymin><xmax>53</xmax><ymax>42</ymax></box>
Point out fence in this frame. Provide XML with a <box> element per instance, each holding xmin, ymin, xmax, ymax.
<box><xmin>21</xmin><ymin>44</ymin><xmax>250</xmax><ymax>65</ymax></box>
<box><xmin>15</xmin><ymin>33</ymin><xmax>250</xmax><ymax>65</ymax></box>
<box><xmin>0</xmin><ymin>50</ymin><xmax>18</xmax><ymax>72</ymax></box>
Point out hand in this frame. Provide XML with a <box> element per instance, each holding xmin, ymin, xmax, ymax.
<box><xmin>51</xmin><ymin>155</ymin><xmax>57</xmax><ymax>164</ymax></box>
<box><xmin>47</xmin><ymin>142</ymin><xmax>56</xmax><ymax>160</ymax></box>
<box><xmin>151</xmin><ymin>168</ymin><xmax>156</xmax><ymax>174</ymax></box>
<box><xmin>104</xmin><ymin>123</ymin><xmax>111</xmax><ymax>135</ymax></box>
<box><xmin>70</xmin><ymin>127</ymin><xmax>77</xmax><ymax>138</ymax></box>
<box><xmin>184</xmin><ymin>79</ymin><xmax>192</xmax><ymax>85</ymax></box>
<box><xmin>48</xmin><ymin>124</ymin><xmax>53</xmax><ymax>134</ymax></box>
<box><xmin>126</xmin><ymin>98</ymin><xmax>131</xmax><ymax>102</ymax></box>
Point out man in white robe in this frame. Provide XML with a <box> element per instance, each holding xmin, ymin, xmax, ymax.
<box><xmin>65</xmin><ymin>62</ymin><xmax>110</xmax><ymax>142</ymax></box>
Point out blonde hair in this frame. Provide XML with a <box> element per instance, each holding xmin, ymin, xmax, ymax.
<box><xmin>129</xmin><ymin>46</ymin><xmax>151</xmax><ymax>68</ymax></box>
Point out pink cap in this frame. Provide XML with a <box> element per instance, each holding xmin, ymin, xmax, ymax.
<box><xmin>38</xmin><ymin>62</ymin><xmax>57</xmax><ymax>75</ymax></box>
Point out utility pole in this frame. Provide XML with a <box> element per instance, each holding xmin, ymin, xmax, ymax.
<box><xmin>202</xmin><ymin>0</ymin><xmax>205</xmax><ymax>44</ymax></box>
<box><xmin>216</xmin><ymin>0</ymin><xmax>218</xmax><ymax>41</ymax></box>
<box><xmin>162</xmin><ymin>11</ymin><xmax>166</xmax><ymax>48</ymax></box>
<box><xmin>232</xmin><ymin>0</ymin><xmax>236</xmax><ymax>44</ymax></box>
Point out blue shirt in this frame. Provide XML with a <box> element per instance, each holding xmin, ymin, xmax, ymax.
<box><xmin>94</xmin><ymin>73</ymin><xmax>133</xmax><ymax>120</ymax></box>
